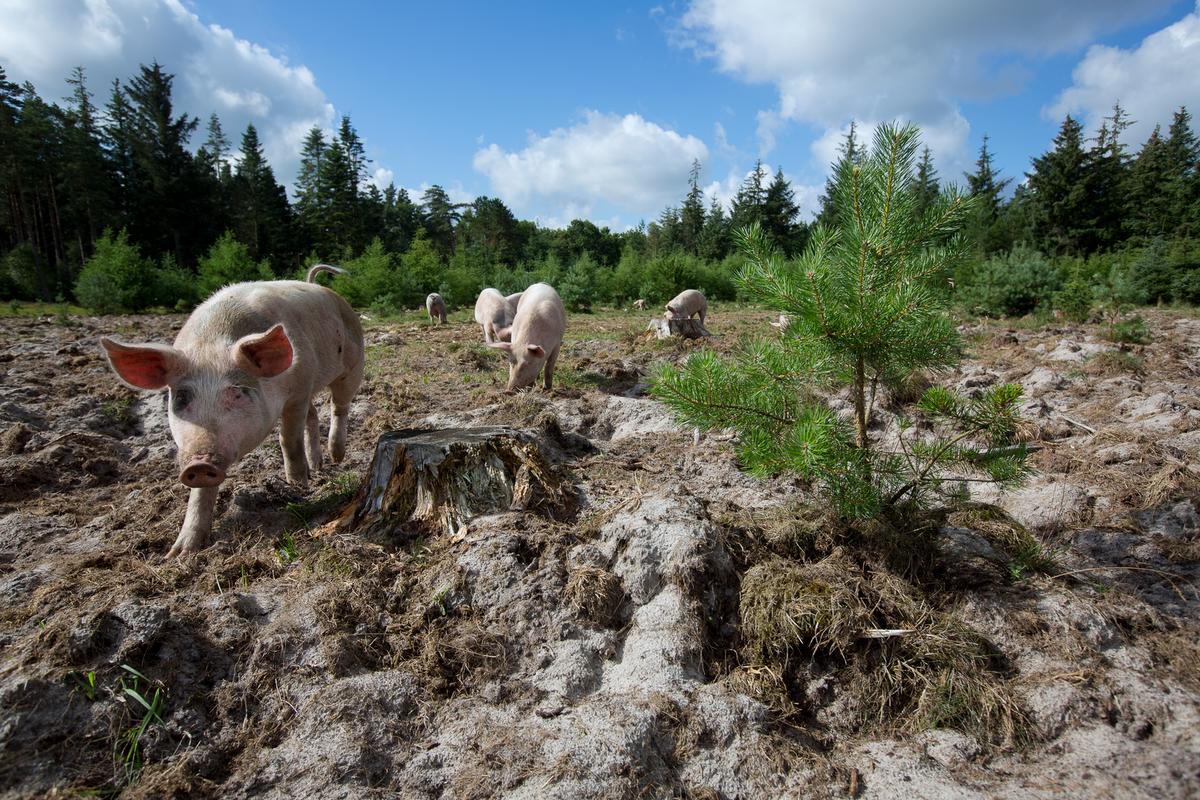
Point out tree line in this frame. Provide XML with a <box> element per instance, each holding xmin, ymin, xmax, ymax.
<box><xmin>1</xmin><ymin>59</ymin><xmax>1197</xmax><ymax>317</ymax></box>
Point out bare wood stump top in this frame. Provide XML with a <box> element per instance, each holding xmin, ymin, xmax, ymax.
<box><xmin>645</xmin><ymin>318</ymin><xmax>711</xmax><ymax>339</ymax></box>
<box><xmin>329</xmin><ymin>427</ymin><xmax>574</xmax><ymax>539</ymax></box>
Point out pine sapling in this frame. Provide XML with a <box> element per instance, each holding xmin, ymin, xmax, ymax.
<box><xmin>652</xmin><ymin>122</ymin><xmax>1032</xmax><ymax>518</ymax></box>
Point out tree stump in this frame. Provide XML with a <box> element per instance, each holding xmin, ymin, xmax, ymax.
<box><xmin>645</xmin><ymin>318</ymin><xmax>711</xmax><ymax>339</ymax></box>
<box><xmin>328</xmin><ymin>427</ymin><xmax>574</xmax><ymax>538</ymax></box>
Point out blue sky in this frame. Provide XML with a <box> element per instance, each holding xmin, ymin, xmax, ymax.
<box><xmin>2</xmin><ymin>1</ymin><xmax>1199</xmax><ymax>229</ymax></box>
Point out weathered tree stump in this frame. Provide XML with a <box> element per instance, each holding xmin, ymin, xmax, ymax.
<box><xmin>645</xmin><ymin>318</ymin><xmax>711</xmax><ymax>339</ymax></box>
<box><xmin>329</xmin><ymin>427</ymin><xmax>574</xmax><ymax>538</ymax></box>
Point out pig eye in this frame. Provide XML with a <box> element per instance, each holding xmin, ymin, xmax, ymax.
<box><xmin>172</xmin><ymin>388</ymin><xmax>193</xmax><ymax>410</ymax></box>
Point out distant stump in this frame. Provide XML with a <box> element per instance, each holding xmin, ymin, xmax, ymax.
<box><xmin>646</xmin><ymin>318</ymin><xmax>711</xmax><ymax>339</ymax></box>
<box><xmin>329</xmin><ymin>427</ymin><xmax>574</xmax><ymax>539</ymax></box>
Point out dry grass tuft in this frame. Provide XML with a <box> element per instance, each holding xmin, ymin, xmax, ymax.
<box><xmin>739</xmin><ymin>551</ymin><xmax>872</xmax><ymax>661</ymax></box>
<box><xmin>565</xmin><ymin>564</ymin><xmax>625</xmax><ymax>626</ymax></box>
<box><xmin>1141</xmin><ymin>462</ymin><xmax>1200</xmax><ymax>509</ymax></box>
<box><xmin>849</xmin><ymin>609</ymin><xmax>1027</xmax><ymax>747</ymax></box>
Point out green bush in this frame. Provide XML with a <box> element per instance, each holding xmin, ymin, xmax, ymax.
<box><xmin>197</xmin><ymin>231</ymin><xmax>272</xmax><ymax>298</ymax></box>
<box><xmin>74</xmin><ymin>229</ymin><xmax>158</xmax><ymax>313</ymax></box>
<box><xmin>150</xmin><ymin>253</ymin><xmax>199</xmax><ymax>311</ymax></box>
<box><xmin>956</xmin><ymin>244</ymin><xmax>1061</xmax><ymax>317</ymax></box>
<box><xmin>3</xmin><ymin>244</ymin><xmax>46</xmax><ymax>300</ymax></box>
<box><xmin>1053</xmin><ymin>265</ymin><xmax>1093</xmax><ymax>322</ymax></box>
<box><xmin>334</xmin><ymin>238</ymin><xmax>410</xmax><ymax>308</ymax></box>
<box><xmin>560</xmin><ymin>253</ymin><xmax>602</xmax><ymax>311</ymax></box>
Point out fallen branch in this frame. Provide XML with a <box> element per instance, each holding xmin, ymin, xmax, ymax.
<box><xmin>1059</xmin><ymin>414</ymin><xmax>1096</xmax><ymax>435</ymax></box>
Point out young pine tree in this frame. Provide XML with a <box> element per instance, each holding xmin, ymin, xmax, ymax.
<box><xmin>652</xmin><ymin>123</ymin><xmax>1031</xmax><ymax>519</ymax></box>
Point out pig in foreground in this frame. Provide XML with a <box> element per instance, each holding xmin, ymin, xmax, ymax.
<box><xmin>665</xmin><ymin>289</ymin><xmax>707</xmax><ymax>325</ymax></box>
<box><xmin>98</xmin><ymin>263</ymin><xmax>365</xmax><ymax>557</ymax></box>
<box><xmin>488</xmin><ymin>282</ymin><xmax>565</xmax><ymax>391</ymax></box>
<box><xmin>426</xmin><ymin>292</ymin><xmax>448</xmax><ymax>324</ymax></box>
<box><xmin>475</xmin><ymin>287</ymin><xmax>519</xmax><ymax>343</ymax></box>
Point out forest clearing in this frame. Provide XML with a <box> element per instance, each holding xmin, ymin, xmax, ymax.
<box><xmin>1</xmin><ymin>302</ymin><xmax>1198</xmax><ymax>798</ymax></box>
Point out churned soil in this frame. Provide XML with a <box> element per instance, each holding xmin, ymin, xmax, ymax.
<box><xmin>0</xmin><ymin>304</ymin><xmax>1197</xmax><ymax>798</ymax></box>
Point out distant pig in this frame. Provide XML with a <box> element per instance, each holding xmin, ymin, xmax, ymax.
<box><xmin>474</xmin><ymin>288</ymin><xmax>509</xmax><ymax>343</ymax></box>
<box><xmin>770</xmin><ymin>313</ymin><xmax>791</xmax><ymax>330</ymax></box>
<box><xmin>665</xmin><ymin>289</ymin><xmax>707</xmax><ymax>325</ymax></box>
<box><xmin>426</xmin><ymin>292</ymin><xmax>448</xmax><ymax>324</ymax></box>
<box><xmin>98</xmin><ymin>263</ymin><xmax>365</xmax><ymax>557</ymax></box>
<box><xmin>488</xmin><ymin>282</ymin><xmax>565</xmax><ymax>391</ymax></box>
<box><xmin>633</xmin><ymin>298</ymin><xmax>646</xmax><ymax>311</ymax></box>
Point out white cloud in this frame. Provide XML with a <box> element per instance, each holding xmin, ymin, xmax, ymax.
<box><xmin>0</xmin><ymin>0</ymin><xmax>368</xmax><ymax>191</ymax></box>
<box><xmin>675</xmin><ymin>0</ymin><xmax>1175</xmax><ymax>176</ymax></box>
<box><xmin>370</xmin><ymin>167</ymin><xmax>395</xmax><ymax>191</ymax></box>
<box><xmin>473</xmin><ymin>110</ymin><xmax>708</xmax><ymax>223</ymax></box>
<box><xmin>1048</xmin><ymin>3</ymin><xmax>1200</xmax><ymax>145</ymax></box>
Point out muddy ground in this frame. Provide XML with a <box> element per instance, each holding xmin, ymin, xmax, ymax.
<box><xmin>0</xmin><ymin>304</ymin><xmax>1198</xmax><ymax>799</ymax></box>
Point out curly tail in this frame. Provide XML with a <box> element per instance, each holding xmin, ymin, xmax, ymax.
<box><xmin>306</xmin><ymin>263</ymin><xmax>345</xmax><ymax>283</ymax></box>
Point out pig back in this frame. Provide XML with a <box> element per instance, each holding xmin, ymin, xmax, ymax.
<box><xmin>474</xmin><ymin>288</ymin><xmax>506</xmax><ymax>325</ymax></box>
<box><xmin>668</xmin><ymin>289</ymin><xmax>706</xmax><ymax>315</ymax></box>
<box><xmin>178</xmin><ymin>280</ymin><xmax>363</xmax><ymax>391</ymax></box>
<box><xmin>510</xmin><ymin>283</ymin><xmax>565</xmax><ymax>349</ymax></box>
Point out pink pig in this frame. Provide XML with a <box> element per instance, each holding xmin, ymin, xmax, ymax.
<box><xmin>426</xmin><ymin>292</ymin><xmax>448</xmax><ymax>324</ymax></box>
<box><xmin>98</xmin><ymin>263</ymin><xmax>364</xmax><ymax>557</ymax></box>
<box><xmin>488</xmin><ymin>282</ymin><xmax>565</xmax><ymax>391</ymax></box>
<box><xmin>665</xmin><ymin>289</ymin><xmax>707</xmax><ymax>325</ymax></box>
<box><xmin>474</xmin><ymin>288</ymin><xmax>508</xmax><ymax>343</ymax></box>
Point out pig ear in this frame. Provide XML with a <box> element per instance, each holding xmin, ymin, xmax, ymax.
<box><xmin>526</xmin><ymin>344</ymin><xmax>545</xmax><ymax>357</ymax></box>
<box><xmin>99</xmin><ymin>338</ymin><xmax>186</xmax><ymax>391</ymax></box>
<box><xmin>487</xmin><ymin>340</ymin><xmax>513</xmax><ymax>353</ymax></box>
<box><xmin>234</xmin><ymin>324</ymin><xmax>293</xmax><ymax>378</ymax></box>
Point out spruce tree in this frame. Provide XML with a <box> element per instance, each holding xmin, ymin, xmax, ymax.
<box><xmin>295</xmin><ymin>126</ymin><xmax>327</xmax><ymax>251</ymax></box>
<box><xmin>1163</xmin><ymin>107</ymin><xmax>1198</xmax><ymax>236</ymax></box>
<box><xmin>1027</xmin><ymin>115</ymin><xmax>1089</xmax><ymax>255</ymax></box>
<box><xmin>652</xmin><ymin>123</ymin><xmax>1030</xmax><ymax>518</ymax></box>
<box><xmin>815</xmin><ymin>121</ymin><xmax>860</xmax><ymax>229</ymax></box>
<box><xmin>962</xmin><ymin>135</ymin><xmax>1011</xmax><ymax>254</ymax></box>
<box><xmin>201</xmin><ymin>113</ymin><xmax>231</xmax><ymax>182</ymax></box>
<box><xmin>1087</xmin><ymin>102</ymin><xmax>1133</xmax><ymax>249</ymax></box>
<box><xmin>1126</xmin><ymin>125</ymin><xmax>1172</xmax><ymax>239</ymax></box>
<box><xmin>680</xmin><ymin>159</ymin><xmax>705</xmax><ymax>255</ymax></box>
<box><xmin>913</xmin><ymin>146</ymin><xmax>939</xmax><ymax>219</ymax></box>
<box><xmin>730</xmin><ymin>160</ymin><xmax>767</xmax><ymax>233</ymax></box>
<box><xmin>699</xmin><ymin>196</ymin><xmax>729</xmax><ymax>261</ymax></box>
<box><xmin>762</xmin><ymin>168</ymin><xmax>803</xmax><ymax>256</ymax></box>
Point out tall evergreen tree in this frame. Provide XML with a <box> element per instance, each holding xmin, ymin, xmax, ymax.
<box><xmin>815</xmin><ymin>121</ymin><xmax>860</xmax><ymax>229</ymax></box>
<box><xmin>680</xmin><ymin>158</ymin><xmax>706</xmax><ymax>254</ymax></box>
<box><xmin>1027</xmin><ymin>115</ymin><xmax>1090</xmax><ymax>256</ymax></box>
<box><xmin>962</xmin><ymin>135</ymin><xmax>1011</xmax><ymax>254</ymax></box>
<box><xmin>1126</xmin><ymin>125</ymin><xmax>1172</xmax><ymax>239</ymax></box>
<box><xmin>762</xmin><ymin>168</ymin><xmax>804</xmax><ymax>256</ymax></box>
<box><xmin>699</xmin><ymin>196</ymin><xmax>729</xmax><ymax>262</ymax></box>
<box><xmin>231</xmin><ymin>123</ymin><xmax>292</xmax><ymax>267</ymax></box>
<box><xmin>200</xmin><ymin>113</ymin><xmax>232</xmax><ymax>182</ymax></box>
<box><xmin>294</xmin><ymin>126</ymin><xmax>327</xmax><ymax>251</ymax></box>
<box><xmin>1163</xmin><ymin>107</ymin><xmax>1198</xmax><ymax>236</ymax></box>
<box><xmin>121</xmin><ymin>62</ymin><xmax>208</xmax><ymax>263</ymax></box>
<box><xmin>1087</xmin><ymin>102</ymin><xmax>1134</xmax><ymax>249</ymax></box>
<box><xmin>61</xmin><ymin>66</ymin><xmax>113</xmax><ymax>255</ymax></box>
<box><xmin>913</xmin><ymin>146</ymin><xmax>939</xmax><ymax>218</ymax></box>
<box><xmin>420</xmin><ymin>184</ymin><xmax>459</xmax><ymax>259</ymax></box>
<box><xmin>730</xmin><ymin>159</ymin><xmax>768</xmax><ymax>233</ymax></box>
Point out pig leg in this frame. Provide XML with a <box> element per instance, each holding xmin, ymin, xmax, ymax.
<box><xmin>483</xmin><ymin>323</ymin><xmax>494</xmax><ymax>343</ymax></box>
<box><xmin>698</xmin><ymin>308</ymin><xmax>706</xmax><ymax>325</ymax></box>
<box><xmin>543</xmin><ymin>345</ymin><xmax>560</xmax><ymax>391</ymax></box>
<box><xmin>168</xmin><ymin>486</ymin><xmax>218</xmax><ymax>558</ymax></box>
<box><xmin>327</xmin><ymin>362</ymin><xmax>363</xmax><ymax>463</ymax></box>
<box><xmin>305</xmin><ymin>401</ymin><xmax>322</xmax><ymax>473</ymax></box>
<box><xmin>279</xmin><ymin>401</ymin><xmax>311</xmax><ymax>487</ymax></box>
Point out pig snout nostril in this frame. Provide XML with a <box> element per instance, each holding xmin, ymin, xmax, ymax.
<box><xmin>180</xmin><ymin>462</ymin><xmax>226</xmax><ymax>488</ymax></box>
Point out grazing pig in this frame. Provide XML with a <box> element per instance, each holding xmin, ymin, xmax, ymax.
<box><xmin>770</xmin><ymin>313</ymin><xmax>791</xmax><ymax>330</ymax></box>
<box><xmin>665</xmin><ymin>289</ymin><xmax>707</xmax><ymax>325</ymax></box>
<box><xmin>474</xmin><ymin>288</ymin><xmax>510</xmax><ymax>343</ymax></box>
<box><xmin>488</xmin><ymin>283</ymin><xmax>565</xmax><ymax>391</ymax></box>
<box><xmin>426</xmin><ymin>292</ymin><xmax>448</xmax><ymax>324</ymax></box>
<box><xmin>633</xmin><ymin>298</ymin><xmax>646</xmax><ymax>311</ymax></box>
<box><xmin>98</xmin><ymin>263</ymin><xmax>364</xmax><ymax>557</ymax></box>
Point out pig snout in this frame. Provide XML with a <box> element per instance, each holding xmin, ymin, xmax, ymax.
<box><xmin>179</xmin><ymin>454</ymin><xmax>228</xmax><ymax>488</ymax></box>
